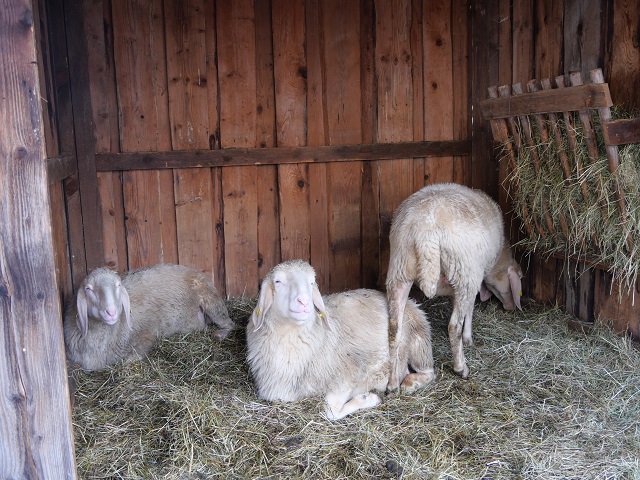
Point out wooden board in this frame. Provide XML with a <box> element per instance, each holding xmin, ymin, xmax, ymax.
<box><xmin>424</xmin><ymin>0</ymin><xmax>454</xmax><ymax>184</ymax></box>
<box><xmin>606</xmin><ymin>0</ymin><xmax>640</xmax><ymax>109</ymax></box>
<box><xmin>217</xmin><ymin>0</ymin><xmax>259</xmax><ymax>297</ymax></box>
<box><xmin>375</xmin><ymin>0</ymin><xmax>415</xmax><ymax>287</ymax></box>
<box><xmin>563</xmin><ymin>0</ymin><xmax>605</xmax><ymax>77</ymax></box>
<box><xmin>324</xmin><ymin>0</ymin><xmax>362</xmax><ymax>292</ymax></box>
<box><xmin>534</xmin><ymin>0</ymin><xmax>563</xmax><ymax>79</ymax></box>
<box><xmin>112</xmin><ymin>0</ymin><xmax>177</xmax><ymax>270</ymax></box>
<box><xmin>253</xmin><ymin>0</ymin><xmax>279</xmax><ymax>288</ymax></box>
<box><xmin>0</xmin><ymin>0</ymin><xmax>76</xmax><ymax>476</ymax></box>
<box><xmin>165</xmin><ymin>0</ymin><xmax>216</xmax><ymax>276</ymax></box>
<box><xmin>273</xmin><ymin>0</ymin><xmax>310</xmax><ymax>262</ymax></box>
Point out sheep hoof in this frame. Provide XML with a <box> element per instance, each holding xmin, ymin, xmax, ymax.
<box><xmin>454</xmin><ymin>365</ymin><xmax>470</xmax><ymax>379</ymax></box>
<box><xmin>463</xmin><ymin>335</ymin><xmax>473</xmax><ymax>346</ymax></box>
<box><xmin>401</xmin><ymin>371</ymin><xmax>435</xmax><ymax>394</ymax></box>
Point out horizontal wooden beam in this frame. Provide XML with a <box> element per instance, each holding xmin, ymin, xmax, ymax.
<box><xmin>480</xmin><ymin>83</ymin><xmax>612</xmax><ymax>119</ymax></box>
<box><xmin>602</xmin><ymin>118</ymin><xmax>640</xmax><ymax>146</ymax></box>
<box><xmin>94</xmin><ymin>140</ymin><xmax>471</xmax><ymax>171</ymax></box>
<box><xmin>46</xmin><ymin>155</ymin><xmax>76</xmax><ymax>184</ymax></box>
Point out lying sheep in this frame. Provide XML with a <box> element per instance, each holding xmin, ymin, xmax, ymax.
<box><xmin>246</xmin><ymin>260</ymin><xmax>435</xmax><ymax>420</ymax></box>
<box><xmin>386</xmin><ymin>183</ymin><xmax>523</xmax><ymax>387</ymax></box>
<box><xmin>64</xmin><ymin>264</ymin><xmax>234</xmax><ymax>371</ymax></box>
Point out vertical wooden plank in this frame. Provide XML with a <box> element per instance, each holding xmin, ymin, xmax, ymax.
<box><xmin>564</xmin><ymin>0</ymin><xmax>605</xmax><ymax>77</ymax></box>
<box><xmin>306</xmin><ymin>0</ymin><xmax>330</xmax><ymax>289</ymax></box>
<box><xmin>204</xmin><ymin>0</ymin><xmax>225</xmax><ymax>294</ymax></box>
<box><xmin>86</xmin><ymin>0</ymin><xmax>127</xmax><ymax>273</ymax></box>
<box><xmin>165</xmin><ymin>0</ymin><xmax>216</xmax><ymax>276</ymax></box>
<box><xmin>273</xmin><ymin>0</ymin><xmax>310</xmax><ymax>262</ymax></box>
<box><xmin>0</xmin><ymin>0</ymin><xmax>76</xmax><ymax>476</ymax></box>
<box><xmin>217</xmin><ymin>0</ymin><xmax>259</xmax><ymax>297</ymax></box>
<box><xmin>606</xmin><ymin>0</ymin><xmax>640</xmax><ymax>109</ymax></box>
<box><xmin>534</xmin><ymin>0</ymin><xmax>564</xmax><ymax>79</ymax></box>
<box><xmin>65</xmin><ymin>0</ymin><xmax>106</xmax><ymax>272</ymax></box>
<box><xmin>112</xmin><ymin>0</ymin><xmax>177</xmax><ymax>270</ymax></box>
<box><xmin>595</xmin><ymin>270</ymin><xmax>640</xmax><ymax>339</ymax></box>
<box><xmin>324</xmin><ymin>0</ymin><xmax>362</xmax><ymax>292</ymax></box>
<box><xmin>424</xmin><ymin>0</ymin><xmax>454</xmax><ymax>184</ymax></box>
<box><xmin>360</xmin><ymin>0</ymin><xmax>380</xmax><ymax>289</ymax></box>
<box><xmin>410</xmin><ymin>0</ymin><xmax>424</xmax><ymax>193</ymax></box>
<box><xmin>512</xmin><ymin>0</ymin><xmax>534</xmax><ymax>87</ymax></box>
<box><xmin>470</xmin><ymin>0</ymin><xmax>500</xmax><ymax>198</ymax></box>
<box><xmin>452</xmin><ymin>0</ymin><xmax>471</xmax><ymax>187</ymax></box>
<box><xmin>255</xmin><ymin>0</ymin><xmax>280</xmax><ymax>286</ymax></box>
<box><xmin>375</xmin><ymin>0</ymin><xmax>413</xmax><ymax>287</ymax></box>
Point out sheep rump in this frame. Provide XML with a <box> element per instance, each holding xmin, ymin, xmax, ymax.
<box><xmin>64</xmin><ymin>263</ymin><xmax>234</xmax><ymax>371</ymax></box>
<box><xmin>246</xmin><ymin>260</ymin><xmax>434</xmax><ymax>420</ymax></box>
<box><xmin>386</xmin><ymin>183</ymin><xmax>523</xmax><ymax>387</ymax></box>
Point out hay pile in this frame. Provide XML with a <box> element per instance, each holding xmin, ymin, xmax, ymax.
<box><xmin>71</xmin><ymin>297</ymin><xmax>640</xmax><ymax>479</ymax></box>
<box><xmin>503</xmin><ymin>108</ymin><xmax>640</xmax><ymax>296</ymax></box>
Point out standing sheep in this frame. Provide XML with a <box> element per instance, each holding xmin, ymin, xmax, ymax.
<box><xmin>246</xmin><ymin>260</ymin><xmax>435</xmax><ymax>420</ymax></box>
<box><xmin>64</xmin><ymin>264</ymin><xmax>234</xmax><ymax>371</ymax></box>
<box><xmin>386</xmin><ymin>183</ymin><xmax>522</xmax><ymax>388</ymax></box>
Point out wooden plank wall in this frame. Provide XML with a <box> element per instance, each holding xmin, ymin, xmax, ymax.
<box><xmin>74</xmin><ymin>0</ymin><xmax>472</xmax><ymax>298</ymax></box>
<box><xmin>489</xmin><ymin>0</ymin><xmax>640</xmax><ymax>338</ymax></box>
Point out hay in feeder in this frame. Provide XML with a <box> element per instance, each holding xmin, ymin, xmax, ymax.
<box><xmin>503</xmin><ymin>108</ymin><xmax>640</xmax><ymax>297</ymax></box>
<box><xmin>71</xmin><ymin>297</ymin><xmax>640</xmax><ymax>479</ymax></box>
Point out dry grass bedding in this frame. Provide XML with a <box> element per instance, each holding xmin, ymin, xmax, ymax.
<box><xmin>71</xmin><ymin>297</ymin><xmax>640</xmax><ymax>479</ymax></box>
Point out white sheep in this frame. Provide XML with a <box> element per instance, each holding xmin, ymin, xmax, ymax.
<box><xmin>386</xmin><ymin>183</ymin><xmax>523</xmax><ymax>387</ymax></box>
<box><xmin>246</xmin><ymin>260</ymin><xmax>435</xmax><ymax>420</ymax></box>
<box><xmin>64</xmin><ymin>264</ymin><xmax>234</xmax><ymax>371</ymax></box>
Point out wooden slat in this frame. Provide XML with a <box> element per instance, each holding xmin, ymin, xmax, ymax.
<box><xmin>424</xmin><ymin>0</ymin><xmax>454</xmax><ymax>184</ymax></box>
<box><xmin>606</xmin><ymin>0</ymin><xmax>640</xmax><ymax>110</ymax></box>
<box><xmin>165</xmin><ymin>0</ymin><xmax>216</xmax><ymax>276</ymax></box>
<box><xmin>46</xmin><ymin>155</ymin><xmax>75</xmax><ymax>184</ymax></box>
<box><xmin>0</xmin><ymin>0</ymin><xmax>76</xmax><ymax>476</ymax></box>
<box><xmin>65</xmin><ymin>0</ymin><xmax>105</xmax><ymax>272</ymax></box>
<box><xmin>273</xmin><ymin>0</ymin><xmax>310</xmax><ymax>263</ymax></box>
<box><xmin>375</xmin><ymin>0</ymin><xmax>414</xmax><ymax>288</ymax></box>
<box><xmin>563</xmin><ymin>0</ymin><xmax>604</xmax><ymax>78</ymax></box>
<box><xmin>603</xmin><ymin>118</ymin><xmax>640</xmax><ymax>146</ymax></box>
<box><xmin>324</xmin><ymin>0</ymin><xmax>362</xmax><ymax>292</ymax></box>
<box><xmin>306</xmin><ymin>0</ymin><xmax>330</xmax><ymax>290</ymax></box>
<box><xmin>112</xmin><ymin>0</ymin><xmax>177</xmax><ymax>270</ymax></box>
<box><xmin>360</xmin><ymin>0</ymin><xmax>380</xmax><ymax>289</ymax></box>
<box><xmin>86</xmin><ymin>0</ymin><xmax>127</xmax><ymax>274</ymax></box>
<box><xmin>254</xmin><ymin>0</ymin><xmax>279</xmax><ymax>288</ymax></box>
<box><xmin>217</xmin><ymin>0</ymin><xmax>259</xmax><ymax>297</ymax></box>
<box><xmin>534</xmin><ymin>0</ymin><xmax>563</xmax><ymax>79</ymax></box>
<box><xmin>94</xmin><ymin>140</ymin><xmax>471</xmax><ymax>171</ymax></box>
<box><xmin>204</xmin><ymin>0</ymin><xmax>225</xmax><ymax>294</ymax></box>
<box><xmin>480</xmin><ymin>83</ymin><xmax>613</xmax><ymax>120</ymax></box>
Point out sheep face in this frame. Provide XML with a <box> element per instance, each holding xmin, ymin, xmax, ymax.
<box><xmin>76</xmin><ymin>268</ymin><xmax>131</xmax><ymax>336</ymax></box>
<box><xmin>484</xmin><ymin>257</ymin><xmax>523</xmax><ymax>311</ymax></box>
<box><xmin>252</xmin><ymin>260</ymin><xmax>330</xmax><ymax>331</ymax></box>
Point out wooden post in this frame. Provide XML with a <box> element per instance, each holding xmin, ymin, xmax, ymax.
<box><xmin>0</xmin><ymin>0</ymin><xmax>77</xmax><ymax>477</ymax></box>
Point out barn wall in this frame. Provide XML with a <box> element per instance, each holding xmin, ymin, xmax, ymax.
<box><xmin>486</xmin><ymin>0</ymin><xmax>640</xmax><ymax>337</ymax></box>
<box><xmin>62</xmin><ymin>0</ymin><xmax>474</xmax><ymax>299</ymax></box>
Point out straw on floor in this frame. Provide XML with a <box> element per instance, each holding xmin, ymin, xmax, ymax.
<box><xmin>71</xmin><ymin>296</ymin><xmax>640</xmax><ymax>480</ymax></box>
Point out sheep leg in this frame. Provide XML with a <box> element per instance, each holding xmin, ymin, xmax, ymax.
<box><xmin>462</xmin><ymin>314</ymin><xmax>473</xmax><ymax>346</ymax></box>
<box><xmin>448</xmin><ymin>292</ymin><xmax>474</xmax><ymax>379</ymax></box>
<box><xmin>324</xmin><ymin>391</ymin><xmax>381</xmax><ymax>421</ymax></box>
<box><xmin>401</xmin><ymin>325</ymin><xmax>436</xmax><ymax>394</ymax></box>
<box><xmin>386</xmin><ymin>281</ymin><xmax>412</xmax><ymax>392</ymax></box>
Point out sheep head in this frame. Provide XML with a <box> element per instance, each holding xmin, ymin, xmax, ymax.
<box><xmin>252</xmin><ymin>260</ymin><xmax>331</xmax><ymax>331</ymax></box>
<box><xmin>76</xmin><ymin>268</ymin><xmax>131</xmax><ymax>337</ymax></box>
<box><xmin>483</xmin><ymin>246</ymin><xmax>523</xmax><ymax>311</ymax></box>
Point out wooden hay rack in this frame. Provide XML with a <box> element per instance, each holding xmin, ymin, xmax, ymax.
<box><xmin>480</xmin><ymin>68</ymin><xmax>640</xmax><ymax>294</ymax></box>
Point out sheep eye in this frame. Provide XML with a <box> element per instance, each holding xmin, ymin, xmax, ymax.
<box><xmin>85</xmin><ymin>285</ymin><xmax>93</xmax><ymax>292</ymax></box>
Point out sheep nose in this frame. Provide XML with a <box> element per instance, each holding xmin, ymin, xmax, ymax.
<box><xmin>296</xmin><ymin>295</ymin><xmax>310</xmax><ymax>307</ymax></box>
<box><xmin>106</xmin><ymin>308</ymin><xmax>117</xmax><ymax>318</ymax></box>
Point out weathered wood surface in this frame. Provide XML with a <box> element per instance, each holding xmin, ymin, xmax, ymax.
<box><xmin>480</xmin><ymin>83</ymin><xmax>613</xmax><ymax>119</ymax></box>
<box><xmin>0</xmin><ymin>0</ymin><xmax>76</xmax><ymax>477</ymax></box>
<box><xmin>603</xmin><ymin>118</ymin><xmax>640</xmax><ymax>145</ymax></box>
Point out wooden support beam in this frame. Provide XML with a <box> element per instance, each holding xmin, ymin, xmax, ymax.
<box><xmin>46</xmin><ymin>155</ymin><xmax>76</xmax><ymax>184</ymax></box>
<box><xmin>0</xmin><ymin>0</ymin><xmax>76</xmax><ymax>477</ymax></box>
<box><xmin>602</xmin><ymin>118</ymin><xmax>640</xmax><ymax>146</ymax></box>
<box><xmin>94</xmin><ymin>140</ymin><xmax>472</xmax><ymax>171</ymax></box>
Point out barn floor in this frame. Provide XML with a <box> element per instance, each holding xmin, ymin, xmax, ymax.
<box><xmin>70</xmin><ymin>296</ymin><xmax>640</xmax><ymax>479</ymax></box>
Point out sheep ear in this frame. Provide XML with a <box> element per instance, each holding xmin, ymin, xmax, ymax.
<box><xmin>479</xmin><ymin>282</ymin><xmax>492</xmax><ymax>302</ymax></box>
<box><xmin>252</xmin><ymin>282</ymin><xmax>274</xmax><ymax>331</ymax></box>
<box><xmin>508</xmin><ymin>266</ymin><xmax>522</xmax><ymax>311</ymax></box>
<box><xmin>311</xmin><ymin>283</ymin><xmax>332</xmax><ymax>331</ymax></box>
<box><xmin>76</xmin><ymin>287</ymin><xmax>89</xmax><ymax>337</ymax></box>
<box><xmin>120</xmin><ymin>284</ymin><xmax>131</xmax><ymax>328</ymax></box>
